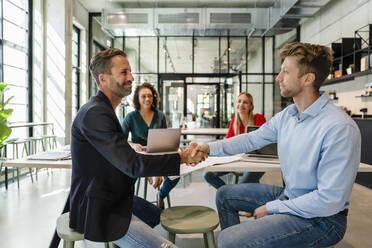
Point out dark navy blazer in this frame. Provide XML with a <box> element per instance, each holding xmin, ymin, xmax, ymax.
<box><xmin>69</xmin><ymin>91</ymin><xmax>180</xmax><ymax>242</ymax></box>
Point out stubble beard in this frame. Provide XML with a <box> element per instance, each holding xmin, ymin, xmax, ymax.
<box><xmin>110</xmin><ymin>78</ymin><xmax>132</xmax><ymax>98</ymax></box>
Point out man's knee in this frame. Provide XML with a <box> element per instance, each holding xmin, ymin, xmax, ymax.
<box><xmin>218</xmin><ymin>228</ymin><xmax>235</xmax><ymax>248</ymax></box>
<box><xmin>216</xmin><ymin>184</ymin><xmax>231</xmax><ymax>206</ymax></box>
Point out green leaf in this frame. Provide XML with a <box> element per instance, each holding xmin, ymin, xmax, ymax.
<box><xmin>0</xmin><ymin>83</ymin><xmax>14</xmax><ymax>147</ymax></box>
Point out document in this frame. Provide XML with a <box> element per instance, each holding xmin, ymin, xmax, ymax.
<box><xmin>169</xmin><ymin>155</ymin><xmax>241</xmax><ymax>180</ymax></box>
<box><xmin>27</xmin><ymin>146</ymin><xmax>71</xmax><ymax>161</ymax></box>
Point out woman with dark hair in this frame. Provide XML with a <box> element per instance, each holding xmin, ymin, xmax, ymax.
<box><xmin>204</xmin><ymin>92</ymin><xmax>266</xmax><ymax>189</ymax></box>
<box><xmin>121</xmin><ymin>83</ymin><xmax>180</xmax><ymax>209</ymax></box>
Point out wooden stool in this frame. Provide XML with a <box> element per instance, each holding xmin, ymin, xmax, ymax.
<box><xmin>56</xmin><ymin>212</ymin><xmax>116</xmax><ymax>248</ymax></box>
<box><xmin>160</xmin><ymin>206</ymin><xmax>219</xmax><ymax>248</ymax></box>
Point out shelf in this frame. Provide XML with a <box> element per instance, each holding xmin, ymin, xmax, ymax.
<box><xmin>324</xmin><ymin>68</ymin><xmax>372</xmax><ymax>85</ymax></box>
<box><xmin>356</xmin><ymin>95</ymin><xmax>372</xmax><ymax>98</ymax></box>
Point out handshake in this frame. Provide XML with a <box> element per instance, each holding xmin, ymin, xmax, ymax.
<box><xmin>179</xmin><ymin>143</ymin><xmax>210</xmax><ymax>166</ymax></box>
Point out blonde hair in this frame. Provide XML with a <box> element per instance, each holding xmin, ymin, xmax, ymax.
<box><xmin>233</xmin><ymin>92</ymin><xmax>254</xmax><ymax>135</ymax></box>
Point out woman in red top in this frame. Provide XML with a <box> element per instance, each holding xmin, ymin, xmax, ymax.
<box><xmin>204</xmin><ymin>92</ymin><xmax>266</xmax><ymax>189</ymax></box>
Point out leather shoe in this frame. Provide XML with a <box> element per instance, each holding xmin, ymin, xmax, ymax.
<box><xmin>157</xmin><ymin>192</ymin><xmax>165</xmax><ymax>209</ymax></box>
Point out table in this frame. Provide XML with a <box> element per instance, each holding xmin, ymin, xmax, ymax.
<box><xmin>4</xmin><ymin>122</ymin><xmax>56</xmax><ymax>189</ymax></box>
<box><xmin>203</xmin><ymin>159</ymin><xmax>372</xmax><ymax>173</ymax></box>
<box><xmin>4</xmin><ymin>156</ymin><xmax>372</xmax><ymax>248</ymax></box>
<box><xmin>3</xmin><ymin>157</ymin><xmax>72</xmax><ymax>248</ymax></box>
<box><xmin>181</xmin><ymin>128</ymin><xmax>228</xmax><ymax>136</ymax></box>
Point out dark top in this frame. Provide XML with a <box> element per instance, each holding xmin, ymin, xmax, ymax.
<box><xmin>69</xmin><ymin>91</ymin><xmax>180</xmax><ymax>242</ymax></box>
<box><xmin>121</xmin><ymin>110</ymin><xmax>167</xmax><ymax>146</ymax></box>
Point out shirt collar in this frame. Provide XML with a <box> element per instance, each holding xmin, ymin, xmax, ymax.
<box><xmin>287</xmin><ymin>91</ymin><xmax>329</xmax><ymax>118</ymax></box>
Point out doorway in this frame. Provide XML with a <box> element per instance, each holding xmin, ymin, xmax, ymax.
<box><xmin>158</xmin><ymin>73</ymin><xmax>240</xmax><ymax>128</ymax></box>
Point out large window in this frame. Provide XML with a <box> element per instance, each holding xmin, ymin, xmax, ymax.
<box><xmin>1</xmin><ymin>0</ymin><xmax>31</xmax><ymax>137</ymax></box>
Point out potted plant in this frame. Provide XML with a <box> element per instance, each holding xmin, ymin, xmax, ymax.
<box><xmin>0</xmin><ymin>82</ymin><xmax>14</xmax><ymax>149</ymax></box>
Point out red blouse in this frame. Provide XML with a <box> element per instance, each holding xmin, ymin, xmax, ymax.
<box><xmin>225</xmin><ymin>113</ymin><xmax>266</xmax><ymax>138</ymax></box>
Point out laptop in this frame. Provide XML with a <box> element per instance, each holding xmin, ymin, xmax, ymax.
<box><xmin>146</xmin><ymin>128</ymin><xmax>181</xmax><ymax>154</ymax></box>
<box><xmin>241</xmin><ymin>126</ymin><xmax>279</xmax><ymax>163</ymax></box>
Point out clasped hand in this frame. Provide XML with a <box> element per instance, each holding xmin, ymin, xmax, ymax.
<box><xmin>180</xmin><ymin>143</ymin><xmax>209</xmax><ymax>166</ymax></box>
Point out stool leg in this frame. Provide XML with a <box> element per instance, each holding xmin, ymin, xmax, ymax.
<box><xmin>203</xmin><ymin>233</ymin><xmax>209</xmax><ymax>248</ymax></box>
<box><xmin>234</xmin><ymin>174</ymin><xmax>240</xmax><ymax>184</ymax></box>
<box><xmin>108</xmin><ymin>242</ymin><xmax>116</xmax><ymax>248</ymax></box>
<box><xmin>166</xmin><ymin>194</ymin><xmax>171</xmax><ymax>208</ymax></box>
<box><xmin>135</xmin><ymin>178</ymin><xmax>141</xmax><ymax>196</ymax></box>
<box><xmin>167</xmin><ymin>232</ymin><xmax>176</xmax><ymax>244</ymax></box>
<box><xmin>206</xmin><ymin>231</ymin><xmax>216</xmax><ymax>248</ymax></box>
<box><xmin>144</xmin><ymin>178</ymin><xmax>148</xmax><ymax>200</ymax></box>
<box><xmin>63</xmin><ymin>240</ymin><xmax>74</xmax><ymax>248</ymax></box>
<box><xmin>16</xmin><ymin>168</ymin><xmax>20</xmax><ymax>188</ymax></box>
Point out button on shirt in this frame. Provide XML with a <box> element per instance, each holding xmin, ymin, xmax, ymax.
<box><xmin>209</xmin><ymin>92</ymin><xmax>361</xmax><ymax>218</ymax></box>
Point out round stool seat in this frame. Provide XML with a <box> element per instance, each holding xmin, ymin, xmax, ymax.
<box><xmin>56</xmin><ymin>212</ymin><xmax>84</xmax><ymax>242</ymax></box>
<box><xmin>161</xmin><ymin>205</ymin><xmax>219</xmax><ymax>234</ymax></box>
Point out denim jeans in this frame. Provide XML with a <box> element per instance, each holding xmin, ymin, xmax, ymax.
<box><xmin>216</xmin><ymin>183</ymin><xmax>347</xmax><ymax>248</ymax></box>
<box><xmin>132</xmin><ymin>195</ymin><xmax>161</xmax><ymax>228</ymax></box>
<box><xmin>204</xmin><ymin>171</ymin><xmax>265</xmax><ymax>189</ymax></box>
<box><xmin>113</xmin><ymin>215</ymin><xmax>177</xmax><ymax>248</ymax></box>
<box><xmin>158</xmin><ymin>176</ymin><xmax>180</xmax><ymax>199</ymax></box>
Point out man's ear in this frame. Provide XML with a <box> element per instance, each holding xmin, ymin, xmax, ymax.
<box><xmin>98</xmin><ymin>73</ymin><xmax>106</xmax><ymax>86</ymax></box>
<box><xmin>304</xmin><ymin>72</ymin><xmax>316</xmax><ymax>87</ymax></box>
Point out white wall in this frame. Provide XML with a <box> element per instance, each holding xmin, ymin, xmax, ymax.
<box><xmin>31</xmin><ymin>0</ymin><xmax>92</xmax><ymax>144</ymax></box>
<box><xmin>301</xmin><ymin>0</ymin><xmax>372</xmax><ymax>115</ymax></box>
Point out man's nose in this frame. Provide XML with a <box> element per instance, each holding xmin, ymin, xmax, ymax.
<box><xmin>129</xmin><ymin>73</ymin><xmax>134</xmax><ymax>82</ymax></box>
<box><xmin>275</xmin><ymin>73</ymin><xmax>281</xmax><ymax>82</ymax></box>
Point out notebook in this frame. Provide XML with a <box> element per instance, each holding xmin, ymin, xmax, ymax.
<box><xmin>146</xmin><ymin>128</ymin><xmax>181</xmax><ymax>154</ymax></box>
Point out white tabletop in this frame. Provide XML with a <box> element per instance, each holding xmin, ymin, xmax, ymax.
<box><xmin>181</xmin><ymin>128</ymin><xmax>228</xmax><ymax>135</ymax></box>
<box><xmin>3</xmin><ymin>158</ymin><xmax>72</xmax><ymax>169</ymax></box>
<box><xmin>4</xmin><ymin>155</ymin><xmax>372</xmax><ymax>173</ymax></box>
<box><xmin>203</xmin><ymin>160</ymin><xmax>372</xmax><ymax>172</ymax></box>
<box><xmin>9</xmin><ymin>122</ymin><xmax>54</xmax><ymax>128</ymax></box>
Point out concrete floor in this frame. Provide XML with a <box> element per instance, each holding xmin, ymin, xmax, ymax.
<box><xmin>0</xmin><ymin>169</ymin><xmax>371</xmax><ymax>248</ymax></box>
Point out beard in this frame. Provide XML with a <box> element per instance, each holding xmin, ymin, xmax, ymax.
<box><xmin>109</xmin><ymin>77</ymin><xmax>132</xmax><ymax>98</ymax></box>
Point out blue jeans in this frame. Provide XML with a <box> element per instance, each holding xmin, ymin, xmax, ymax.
<box><xmin>132</xmin><ymin>196</ymin><xmax>161</xmax><ymax>228</ymax></box>
<box><xmin>204</xmin><ymin>171</ymin><xmax>265</xmax><ymax>189</ymax></box>
<box><xmin>158</xmin><ymin>176</ymin><xmax>180</xmax><ymax>199</ymax></box>
<box><xmin>216</xmin><ymin>183</ymin><xmax>347</xmax><ymax>248</ymax></box>
<box><xmin>114</xmin><ymin>215</ymin><xmax>177</xmax><ymax>248</ymax></box>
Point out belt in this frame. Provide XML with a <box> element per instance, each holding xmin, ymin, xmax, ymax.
<box><xmin>337</xmin><ymin>209</ymin><xmax>348</xmax><ymax>217</ymax></box>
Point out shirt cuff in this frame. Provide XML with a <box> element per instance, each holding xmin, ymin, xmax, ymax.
<box><xmin>208</xmin><ymin>141</ymin><xmax>219</xmax><ymax>156</ymax></box>
<box><xmin>266</xmin><ymin>199</ymin><xmax>281</xmax><ymax>214</ymax></box>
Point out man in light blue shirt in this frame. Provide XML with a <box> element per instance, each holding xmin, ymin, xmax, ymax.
<box><xmin>192</xmin><ymin>42</ymin><xmax>361</xmax><ymax>248</ymax></box>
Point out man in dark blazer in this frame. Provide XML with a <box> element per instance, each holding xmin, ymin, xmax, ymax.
<box><xmin>69</xmin><ymin>48</ymin><xmax>204</xmax><ymax>247</ymax></box>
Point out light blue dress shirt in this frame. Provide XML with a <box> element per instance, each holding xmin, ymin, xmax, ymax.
<box><xmin>209</xmin><ymin>92</ymin><xmax>361</xmax><ymax>218</ymax></box>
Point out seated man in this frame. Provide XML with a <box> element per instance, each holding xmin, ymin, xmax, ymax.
<box><xmin>192</xmin><ymin>42</ymin><xmax>361</xmax><ymax>247</ymax></box>
<box><xmin>69</xmin><ymin>48</ymin><xmax>204</xmax><ymax>248</ymax></box>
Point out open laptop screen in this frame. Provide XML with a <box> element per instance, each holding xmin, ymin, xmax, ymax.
<box><xmin>246</xmin><ymin>126</ymin><xmax>278</xmax><ymax>157</ymax></box>
<box><xmin>146</xmin><ymin>128</ymin><xmax>181</xmax><ymax>153</ymax></box>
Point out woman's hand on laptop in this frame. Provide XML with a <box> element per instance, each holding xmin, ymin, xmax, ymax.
<box><xmin>179</xmin><ymin>143</ymin><xmax>208</xmax><ymax>166</ymax></box>
<box><xmin>129</xmin><ymin>142</ymin><xmax>147</xmax><ymax>152</ymax></box>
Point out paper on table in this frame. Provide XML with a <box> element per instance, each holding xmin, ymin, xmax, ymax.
<box><xmin>169</xmin><ymin>155</ymin><xmax>241</xmax><ymax>180</ymax></box>
<box><xmin>27</xmin><ymin>151</ymin><xmax>71</xmax><ymax>161</ymax></box>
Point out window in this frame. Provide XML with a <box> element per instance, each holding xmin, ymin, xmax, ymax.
<box><xmin>197</xmin><ymin>94</ymin><xmax>210</xmax><ymax>116</ymax></box>
<box><xmin>72</xmin><ymin>25</ymin><xmax>80</xmax><ymax>117</ymax></box>
<box><xmin>1</xmin><ymin>0</ymin><xmax>31</xmax><ymax>138</ymax></box>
